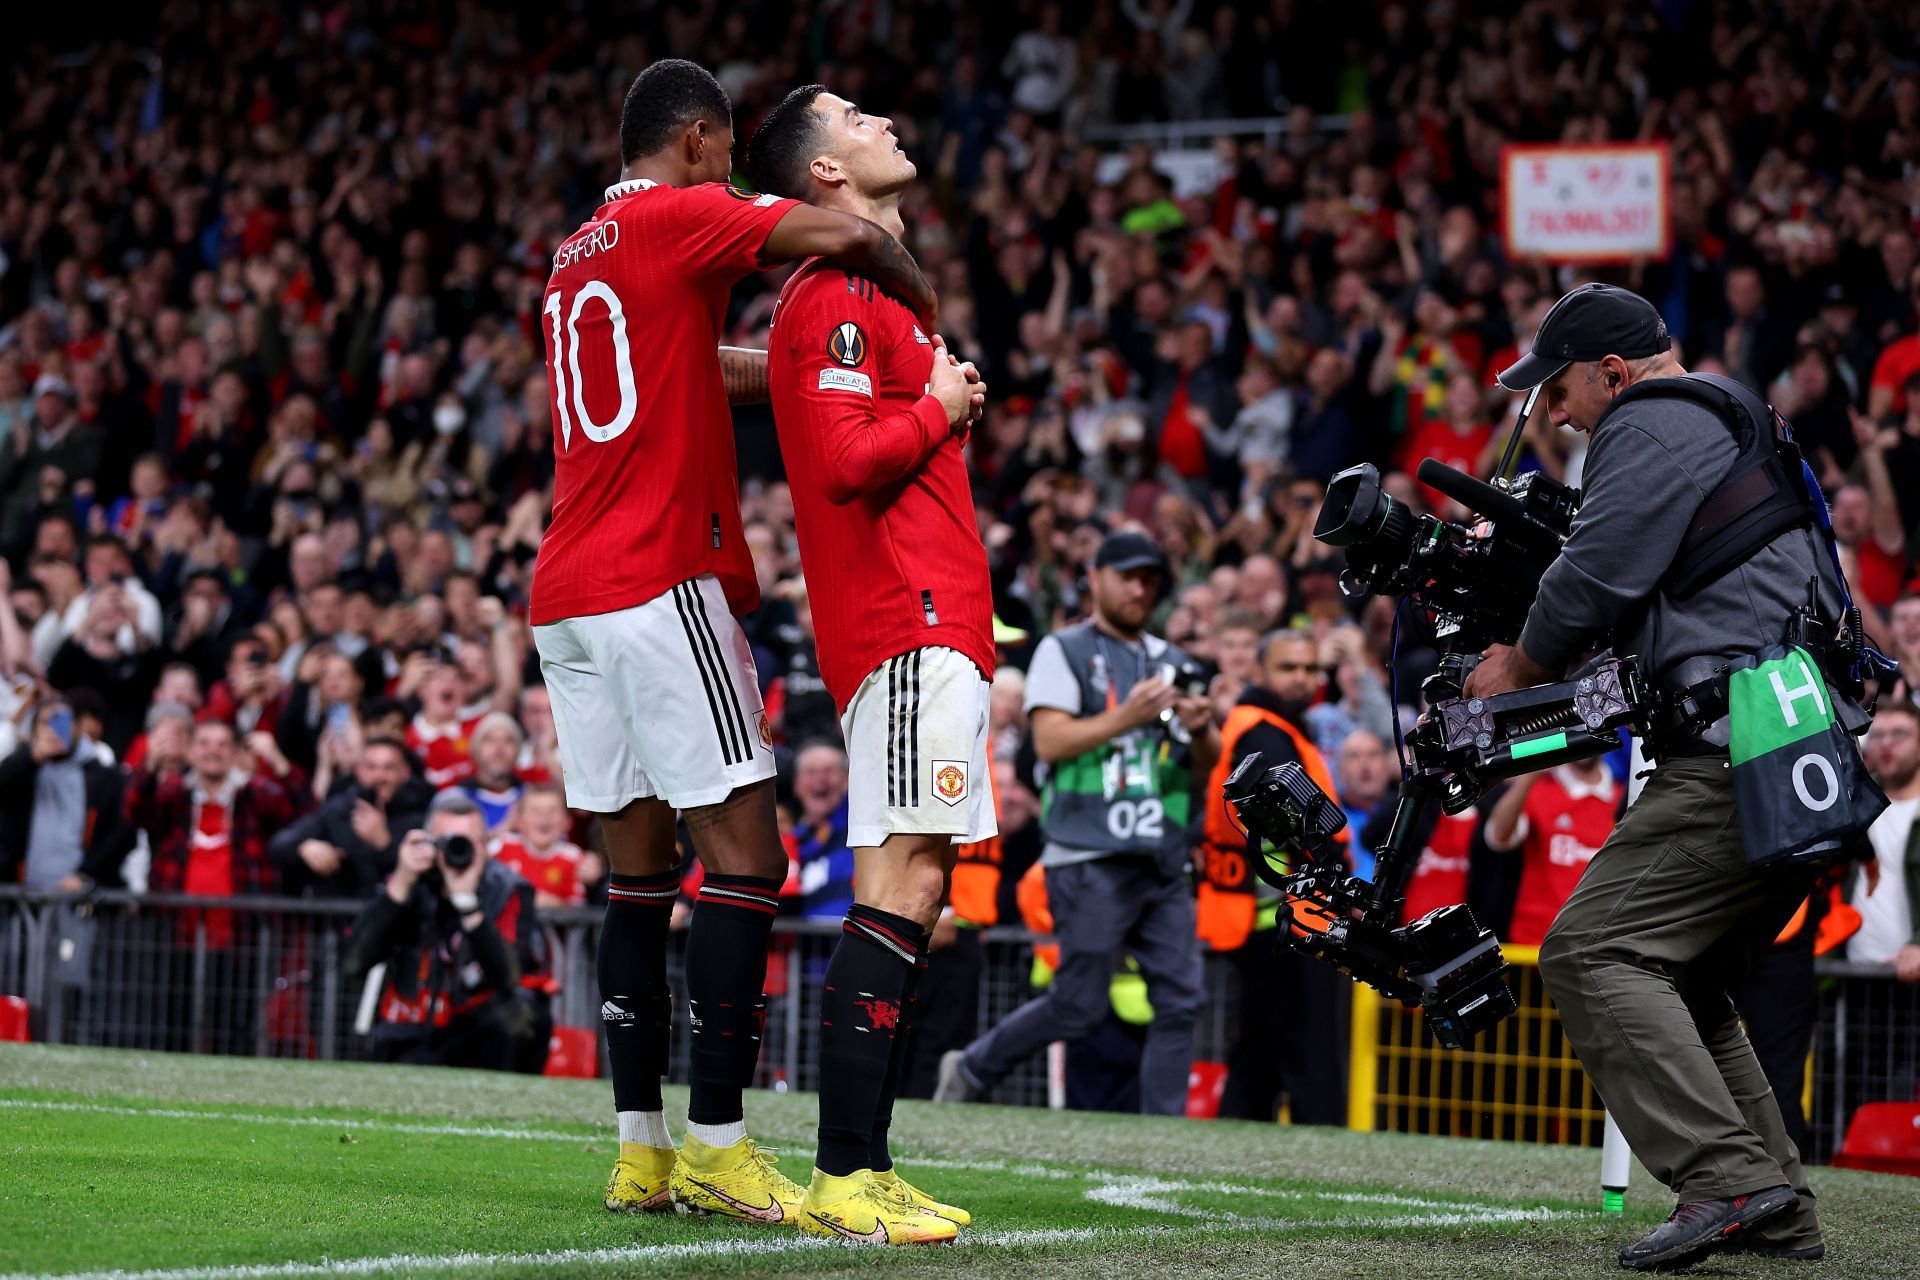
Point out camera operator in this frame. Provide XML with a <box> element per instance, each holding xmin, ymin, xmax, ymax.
<box><xmin>342</xmin><ymin>791</ymin><xmax>543</xmax><ymax>1071</ymax></box>
<box><xmin>935</xmin><ymin>531</ymin><xmax>1218</xmax><ymax>1115</ymax></box>
<box><xmin>1465</xmin><ymin>284</ymin><xmax>1836</xmax><ymax>1267</ymax></box>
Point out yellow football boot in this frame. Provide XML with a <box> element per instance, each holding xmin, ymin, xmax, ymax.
<box><xmin>605</xmin><ymin>1141</ymin><xmax>675</xmax><ymax>1213</ymax></box>
<box><xmin>796</xmin><ymin>1169</ymin><xmax>959</xmax><ymax>1246</ymax></box>
<box><xmin>872</xmin><ymin>1167</ymin><xmax>971</xmax><ymax>1227</ymax></box>
<box><xmin>668</xmin><ymin>1134</ymin><xmax>806</xmax><ymax>1225</ymax></box>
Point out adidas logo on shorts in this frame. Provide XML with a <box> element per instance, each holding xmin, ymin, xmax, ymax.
<box><xmin>601</xmin><ymin>1001</ymin><xmax>635</xmax><ymax>1023</ymax></box>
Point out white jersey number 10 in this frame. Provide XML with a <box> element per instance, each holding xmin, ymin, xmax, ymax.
<box><xmin>544</xmin><ymin>281</ymin><xmax>638</xmax><ymax>450</ymax></box>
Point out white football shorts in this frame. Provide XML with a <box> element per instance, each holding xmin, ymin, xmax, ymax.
<box><xmin>534</xmin><ymin>574</ymin><xmax>775</xmax><ymax>812</ymax></box>
<box><xmin>840</xmin><ymin>645</ymin><xmax>997</xmax><ymax>848</ymax></box>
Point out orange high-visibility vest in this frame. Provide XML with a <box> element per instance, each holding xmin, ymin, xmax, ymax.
<box><xmin>1196</xmin><ymin>703</ymin><xmax>1346</xmax><ymax>952</ymax></box>
<box><xmin>949</xmin><ymin>743</ymin><xmax>1003</xmax><ymax>926</ymax></box>
<box><xmin>1016</xmin><ymin>861</ymin><xmax>1059</xmax><ymax>975</ymax></box>
<box><xmin>1775</xmin><ymin>880</ymin><xmax>1862</xmax><ymax>956</ymax></box>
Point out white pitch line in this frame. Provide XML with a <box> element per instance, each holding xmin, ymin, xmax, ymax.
<box><xmin>0</xmin><ymin>1099</ymin><xmax>1516</xmax><ymax>1205</ymax></box>
<box><xmin>1</xmin><ymin>1094</ymin><xmax>1590</xmax><ymax>1280</ymax></box>
<box><xmin>0</xmin><ymin>1101</ymin><xmax>1087</xmax><ymax>1179</ymax></box>
<box><xmin>8</xmin><ymin>1211</ymin><xmax>1587</xmax><ymax>1280</ymax></box>
<box><xmin>0</xmin><ymin>1099</ymin><xmax>601</xmax><ymax>1145</ymax></box>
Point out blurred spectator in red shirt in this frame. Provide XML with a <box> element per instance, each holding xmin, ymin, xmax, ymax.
<box><xmin>406</xmin><ymin>661</ymin><xmax>479</xmax><ymax>790</ymax></box>
<box><xmin>1484</xmin><ymin>758</ymin><xmax>1622</xmax><ymax>949</ymax></box>
<box><xmin>490</xmin><ymin>783</ymin><xmax>584</xmax><ymax>910</ymax></box>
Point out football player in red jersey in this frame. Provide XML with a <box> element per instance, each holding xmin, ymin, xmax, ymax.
<box><xmin>528</xmin><ymin>59</ymin><xmax>937</xmax><ymax>1226</ymax></box>
<box><xmin>748</xmin><ymin>86</ymin><xmax>994</xmax><ymax>1245</ymax></box>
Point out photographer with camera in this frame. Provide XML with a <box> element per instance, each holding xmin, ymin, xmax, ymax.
<box><xmin>935</xmin><ymin>531</ymin><xmax>1218</xmax><ymax>1115</ymax></box>
<box><xmin>342</xmin><ymin>791</ymin><xmax>544</xmax><ymax>1071</ymax></box>
<box><xmin>1464</xmin><ymin>284</ymin><xmax>1847</xmax><ymax>1269</ymax></box>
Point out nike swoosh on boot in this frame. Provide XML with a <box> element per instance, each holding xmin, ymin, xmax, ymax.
<box><xmin>810</xmin><ymin>1213</ymin><xmax>888</xmax><ymax>1244</ymax></box>
<box><xmin>690</xmin><ymin>1180</ymin><xmax>785</xmax><ymax>1223</ymax></box>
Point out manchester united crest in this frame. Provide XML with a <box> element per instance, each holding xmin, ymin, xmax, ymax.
<box><xmin>827</xmin><ymin>321</ymin><xmax>867</xmax><ymax>367</ymax></box>
<box><xmin>855</xmin><ymin>998</ymin><xmax>900</xmax><ymax>1030</ymax></box>
<box><xmin>932</xmin><ymin>759</ymin><xmax>968</xmax><ymax>806</ymax></box>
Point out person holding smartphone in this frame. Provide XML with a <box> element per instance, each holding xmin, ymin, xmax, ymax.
<box><xmin>0</xmin><ymin>696</ymin><xmax>135</xmax><ymax>890</ymax></box>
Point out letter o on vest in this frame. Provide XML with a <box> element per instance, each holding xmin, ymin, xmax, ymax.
<box><xmin>1791</xmin><ymin>753</ymin><xmax>1839</xmax><ymax>813</ymax></box>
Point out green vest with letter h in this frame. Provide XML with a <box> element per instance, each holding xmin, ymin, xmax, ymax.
<box><xmin>1037</xmin><ymin>621</ymin><xmax>1196</xmax><ymax>876</ymax></box>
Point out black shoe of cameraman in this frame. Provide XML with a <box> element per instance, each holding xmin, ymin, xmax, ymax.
<box><xmin>1617</xmin><ymin>1184</ymin><xmax>1797</xmax><ymax>1271</ymax></box>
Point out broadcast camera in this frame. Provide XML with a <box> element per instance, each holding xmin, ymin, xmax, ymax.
<box><xmin>1316</xmin><ymin>456</ymin><xmax>1652</xmax><ymax>813</ymax></box>
<box><xmin>1223</xmin><ymin>411</ymin><xmax>1658</xmax><ymax>1046</ymax></box>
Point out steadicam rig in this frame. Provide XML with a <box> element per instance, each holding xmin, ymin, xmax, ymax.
<box><xmin>1221</xmin><ymin>754</ymin><xmax>1515</xmax><ymax>1049</ymax></box>
<box><xmin>1417</xmin><ymin>655</ymin><xmax>1652</xmax><ymax>815</ymax></box>
<box><xmin>1226</xmin><ymin>395</ymin><xmax>1663</xmax><ymax>1047</ymax></box>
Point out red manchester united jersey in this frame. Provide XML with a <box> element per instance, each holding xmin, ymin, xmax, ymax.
<box><xmin>408</xmin><ymin>713</ymin><xmax>482</xmax><ymax>789</ymax></box>
<box><xmin>491</xmin><ymin>834</ymin><xmax>585</xmax><ymax>906</ymax></box>
<box><xmin>768</xmin><ymin>260</ymin><xmax>995</xmax><ymax>709</ymax></box>
<box><xmin>1506</xmin><ymin>766</ymin><xmax>1618</xmax><ymax>947</ymax></box>
<box><xmin>529</xmin><ymin>180</ymin><xmax>799</xmax><ymax>626</ymax></box>
<box><xmin>1400</xmin><ymin>808</ymin><xmax>1475</xmax><ymax>925</ymax></box>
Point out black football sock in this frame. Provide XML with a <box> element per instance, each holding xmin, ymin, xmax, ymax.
<box><xmin>869</xmin><ymin>940</ymin><xmax>930</xmax><ymax>1173</ymax></box>
<box><xmin>600</xmin><ymin>871</ymin><xmax>677</xmax><ymax>1141</ymax></box>
<box><xmin>817</xmin><ymin>904</ymin><xmax>926</xmax><ymax>1177</ymax></box>
<box><xmin>684</xmin><ymin>872</ymin><xmax>781</xmax><ymax>1130</ymax></box>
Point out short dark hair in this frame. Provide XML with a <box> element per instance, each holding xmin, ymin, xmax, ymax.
<box><xmin>65</xmin><ymin>686</ymin><xmax>107</xmax><ymax>722</ymax></box>
<box><xmin>619</xmin><ymin>59</ymin><xmax>733</xmax><ymax>167</ymax></box>
<box><xmin>748</xmin><ymin>84</ymin><xmax>829</xmax><ymax>200</ymax></box>
<box><xmin>360</xmin><ymin>696</ymin><xmax>406</xmax><ymax>725</ymax></box>
<box><xmin>1878</xmin><ymin>698</ymin><xmax>1920</xmax><ymax>723</ymax></box>
<box><xmin>362</xmin><ymin>735</ymin><xmax>414</xmax><ymax>766</ymax></box>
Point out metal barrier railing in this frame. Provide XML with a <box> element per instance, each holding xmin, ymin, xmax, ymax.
<box><xmin>6</xmin><ymin>884</ymin><xmax>1909</xmax><ymax>1153</ymax></box>
<box><xmin>1812</xmin><ymin>958</ymin><xmax>1920</xmax><ymax>1162</ymax></box>
<box><xmin>0</xmin><ymin>886</ymin><xmax>1236</xmax><ymax>1112</ymax></box>
<box><xmin>1348</xmin><ymin>944</ymin><xmax>1920</xmax><ymax>1162</ymax></box>
<box><xmin>1347</xmin><ymin>945</ymin><xmax>1605</xmax><ymax>1145</ymax></box>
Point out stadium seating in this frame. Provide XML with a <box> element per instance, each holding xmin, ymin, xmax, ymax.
<box><xmin>542</xmin><ymin>1026</ymin><xmax>598</xmax><ymax>1079</ymax></box>
<box><xmin>0</xmin><ymin>996</ymin><xmax>28</xmax><ymax>1043</ymax></box>
<box><xmin>1829</xmin><ymin>1103</ymin><xmax>1920</xmax><ymax>1178</ymax></box>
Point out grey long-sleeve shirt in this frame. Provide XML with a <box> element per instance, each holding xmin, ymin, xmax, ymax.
<box><xmin>1519</xmin><ymin>395</ymin><xmax>1842</xmax><ymax>684</ymax></box>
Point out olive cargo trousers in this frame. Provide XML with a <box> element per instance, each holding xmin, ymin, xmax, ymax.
<box><xmin>1539</xmin><ymin>755</ymin><xmax>1820</xmax><ymax>1236</ymax></box>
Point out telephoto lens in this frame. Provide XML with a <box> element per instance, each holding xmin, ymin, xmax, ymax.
<box><xmin>437</xmin><ymin>833</ymin><xmax>476</xmax><ymax>871</ymax></box>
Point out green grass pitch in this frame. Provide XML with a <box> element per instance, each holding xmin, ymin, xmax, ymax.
<box><xmin>1</xmin><ymin>1044</ymin><xmax>1915</xmax><ymax>1278</ymax></box>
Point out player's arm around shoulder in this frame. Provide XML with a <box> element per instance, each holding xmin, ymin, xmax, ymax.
<box><xmin>760</xmin><ymin>204</ymin><xmax>937</xmax><ymax>324</ymax></box>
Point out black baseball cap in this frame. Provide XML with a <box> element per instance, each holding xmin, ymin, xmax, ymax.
<box><xmin>1497</xmin><ymin>283</ymin><xmax>1671</xmax><ymax>390</ymax></box>
<box><xmin>1094</xmin><ymin>530</ymin><xmax>1169</xmax><ymax>578</ymax></box>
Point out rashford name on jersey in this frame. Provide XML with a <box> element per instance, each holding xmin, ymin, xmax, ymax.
<box><xmin>529</xmin><ymin>180</ymin><xmax>796</xmax><ymax>627</ymax></box>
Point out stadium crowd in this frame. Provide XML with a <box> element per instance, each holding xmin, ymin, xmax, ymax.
<box><xmin>3</xmin><ymin>0</ymin><xmax>1920</xmax><ymax>1100</ymax></box>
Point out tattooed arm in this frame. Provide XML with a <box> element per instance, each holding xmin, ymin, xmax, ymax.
<box><xmin>760</xmin><ymin>205</ymin><xmax>937</xmax><ymax>327</ymax></box>
<box><xmin>718</xmin><ymin>346</ymin><xmax>769</xmax><ymax>405</ymax></box>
